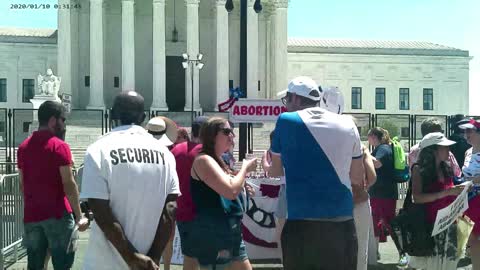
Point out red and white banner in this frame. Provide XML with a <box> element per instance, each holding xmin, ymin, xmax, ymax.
<box><xmin>229</xmin><ymin>99</ymin><xmax>287</xmax><ymax>123</ymax></box>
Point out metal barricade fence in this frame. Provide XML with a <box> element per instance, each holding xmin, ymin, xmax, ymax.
<box><xmin>0</xmin><ymin>173</ymin><xmax>24</xmax><ymax>269</ymax></box>
<box><xmin>0</xmin><ymin>163</ymin><xmax>17</xmax><ymax>175</ymax></box>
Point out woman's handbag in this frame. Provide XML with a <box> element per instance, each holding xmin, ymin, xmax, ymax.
<box><xmin>457</xmin><ymin>215</ymin><xmax>474</xmax><ymax>258</ymax></box>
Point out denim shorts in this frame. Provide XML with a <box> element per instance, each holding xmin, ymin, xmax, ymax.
<box><xmin>179</xmin><ymin>215</ymin><xmax>248</xmax><ymax>268</ymax></box>
<box><xmin>23</xmin><ymin>212</ymin><xmax>78</xmax><ymax>270</ymax></box>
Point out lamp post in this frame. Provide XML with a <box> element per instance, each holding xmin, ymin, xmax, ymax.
<box><xmin>225</xmin><ymin>0</ymin><xmax>262</xmax><ymax>160</ymax></box>
<box><xmin>182</xmin><ymin>53</ymin><xmax>204</xmax><ymax>125</ymax></box>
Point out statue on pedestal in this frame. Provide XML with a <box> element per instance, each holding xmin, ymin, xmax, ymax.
<box><xmin>37</xmin><ymin>68</ymin><xmax>61</xmax><ymax>101</ymax></box>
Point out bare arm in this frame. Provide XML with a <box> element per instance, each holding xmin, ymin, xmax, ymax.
<box><xmin>411</xmin><ymin>166</ymin><xmax>463</xmax><ymax>203</ymax></box>
<box><xmin>147</xmin><ymin>194</ymin><xmax>178</xmax><ymax>263</ymax></box>
<box><xmin>350</xmin><ymin>158</ymin><xmax>365</xmax><ymax>186</ymax></box>
<box><xmin>59</xmin><ymin>165</ymin><xmax>83</xmax><ymax>222</ymax></box>
<box><xmin>88</xmin><ymin>199</ymin><xmax>158</xmax><ymax>269</ymax></box>
<box><xmin>192</xmin><ymin>155</ymin><xmax>256</xmax><ymax>200</ymax></box>
<box><xmin>269</xmin><ymin>154</ymin><xmax>284</xmax><ymax>177</ymax></box>
<box><xmin>372</xmin><ymin>157</ymin><xmax>383</xmax><ymax>169</ymax></box>
<box><xmin>363</xmin><ymin>149</ymin><xmax>377</xmax><ymax>188</ymax></box>
<box><xmin>261</xmin><ymin>151</ymin><xmax>272</xmax><ymax>176</ymax></box>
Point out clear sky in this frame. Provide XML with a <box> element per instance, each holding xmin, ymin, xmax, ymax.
<box><xmin>0</xmin><ymin>0</ymin><xmax>478</xmax><ymax>114</ymax></box>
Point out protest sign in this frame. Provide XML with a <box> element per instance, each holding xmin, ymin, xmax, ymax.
<box><xmin>431</xmin><ymin>182</ymin><xmax>472</xmax><ymax>236</ymax></box>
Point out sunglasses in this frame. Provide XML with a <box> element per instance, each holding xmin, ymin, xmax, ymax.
<box><xmin>220</xmin><ymin>128</ymin><xmax>235</xmax><ymax>136</ymax></box>
<box><xmin>281</xmin><ymin>93</ymin><xmax>291</xmax><ymax>105</ymax></box>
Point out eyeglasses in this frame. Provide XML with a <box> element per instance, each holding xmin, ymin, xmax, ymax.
<box><xmin>281</xmin><ymin>97</ymin><xmax>287</xmax><ymax>105</ymax></box>
<box><xmin>220</xmin><ymin>128</ymin><xmax>235</xmax><ymax>136</ymax></box>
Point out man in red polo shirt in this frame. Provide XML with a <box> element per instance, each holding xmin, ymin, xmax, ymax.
<box><xmin>17</xmin><ymin>101</ymin><xmax>88</xmax><ymax>270</ymax></box>
<box><xmin>170</xmin><ymin>116</ymin><xmax>208</xmax><ymax>270</ymax></box>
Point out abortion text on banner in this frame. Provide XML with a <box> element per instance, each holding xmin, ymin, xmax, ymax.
<box><xmin>229</xmin><ymin>99</ymin><xmax>287</xmax><ymax>123</ymax></box>
<box><xmin>431</xmin><ymin>182</ymin><xmax>472</xmax><ymax>236</ymax></box>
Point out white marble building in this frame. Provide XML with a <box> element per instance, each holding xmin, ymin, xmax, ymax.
<box><xmin>288</xmin><ymin>39</ymin><xmax>471</xmax><ymax>115</ymax></box>
<box><xmin>55</xmin><ymin>0</ymin><xmax>289</xmax><ymax>112</ymax></box>
<box><xmin>0</xmin><ymin>0</ymin><xmax>471</xmax><ymax>116</ymax></box>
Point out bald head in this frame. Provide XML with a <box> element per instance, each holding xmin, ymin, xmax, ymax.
<box><xmin>111</xmin><ymin>91</ymin><xmax>146</xmax><ymax>125</ymax></box>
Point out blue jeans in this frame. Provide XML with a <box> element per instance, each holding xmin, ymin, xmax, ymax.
<box><xmin>23</xmin><ymin>212</ymin><xmax>78</xmax><ymax>270</ymax></box>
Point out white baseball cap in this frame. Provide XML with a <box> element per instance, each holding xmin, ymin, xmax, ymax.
<box><xmin>319</xmin><ymin>86</ymin><xmax>344</xmax><ymax>114</ymax></box>
<box><xmin>146</xmin><ymin>116</ymin><xmax>178</xmax><ymax>147</ymax></box>
<box><xmin>419</xmin><ymin>132</ymin><xmax>456</xmax><ymax>150</ymax></box>
<box><xmin>277</xmin><ymin>76</ymin><xmax>322</xmax><ymax>101</ymax></box>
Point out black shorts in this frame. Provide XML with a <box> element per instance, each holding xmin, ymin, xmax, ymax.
<box><xmin>281</xmin><ymin>219</ymin><xmax>357</xmax><ymax>270</ymax></box>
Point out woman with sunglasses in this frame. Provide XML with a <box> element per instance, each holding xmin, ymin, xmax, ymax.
<box><xmin>459</xmin><ymin>119</ymin><xmax>480</xmax><ymax>270</ymax></box>
<box><xmin>189</xmin><ymin>117</ymin><xmax>257</xmax><ymax>270</ymax></box>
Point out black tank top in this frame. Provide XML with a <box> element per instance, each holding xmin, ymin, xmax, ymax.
<box><xmin>190</xmin><ymin>174</ymin><xmax>244</xmax><ymax>218</ymax></box>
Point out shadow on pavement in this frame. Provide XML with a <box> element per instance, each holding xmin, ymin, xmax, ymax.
<box><xmin>458</xmin><ymin>257</ymin><xmax>472</xmax><ymax>267</ymax></box>
<box><xmin>368</xmin><ymin>263</ymin><xmax>399</xmax><ymax>270</ymax></box>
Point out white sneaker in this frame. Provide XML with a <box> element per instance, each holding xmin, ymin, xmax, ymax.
<box><xmin>397</xmin><ymin>254</ymin><xmax>409</xmax><ymax>269</ymax></box>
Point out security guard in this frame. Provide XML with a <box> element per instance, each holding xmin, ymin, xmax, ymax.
<box><xmin>80</xmin><ymin>91</ymin><xmax>180</xmax><ymax>270</ymax></box>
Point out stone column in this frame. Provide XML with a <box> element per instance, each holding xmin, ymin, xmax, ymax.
<box><xmin>122</xmin><ymin>0</ymin><xmax>136</xmax><ymax>91</ymax></box>
<box><xmin>272</xmin><ymin>0</ymin><xmax>288</xmax><ymax>97</ymax></box>
<box><xmin>87</xmin><ymin>0</ymin><xmax>105</xmax><ymax>109</ymax></box>
<box><xmin>151</xmin><ymin>0</ymin><xmax>168</xmax><ymax>110</ymax></box>
<box><xmin>265</xmin><ymin>13</ymin><xmax>272</xmax><ymax>99</ymax></box>
<box><xmin>247</xmin><ymin>0</ymin><xmax>259</xmax><ymax>98</ymax></box>
<box><xmin>184</xmin><ymin>0</ymin><xmax>201</xmax><ymax>111</ymax></box>
<box><xmin>215</xmin><ymin>0</ymin><xmax>229</xmax><ymax>108</ymax></box>
<box><xmin>57</xmin><ymin>0</ymin><xmax>72</xmax><ymax>97</ymax></box>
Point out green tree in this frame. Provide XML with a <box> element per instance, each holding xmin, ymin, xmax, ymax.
<box><xmin>377</xmin><ymin>120</ymin><xmax>400</xmax><ymax>138</ymax></box>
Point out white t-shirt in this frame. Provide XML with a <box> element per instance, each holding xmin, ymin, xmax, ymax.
<box><xmin>463</xmin><ymin>148</ymin><xmax>480</xmax><ymax>177</ymax></box>
<box><xmin>80</xmin><ymin>125</ymin><xmax>180</xmax><ymax>270</ymax></box>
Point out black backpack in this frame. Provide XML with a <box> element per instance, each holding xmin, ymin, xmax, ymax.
<box><xmin>390</xmin><ymin>179</ymin><xmax>435</xmax><ymax>256</ymax></box>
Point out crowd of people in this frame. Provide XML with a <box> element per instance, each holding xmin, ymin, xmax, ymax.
<box><xmin>16</xmin><ymin>76</ymin><xmax>480</xmax><ymax>270</ymax></box>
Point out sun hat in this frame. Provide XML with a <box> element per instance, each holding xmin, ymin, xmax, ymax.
<box><xmin>419</xmin><ymin>132</ymin><xmax>456</xmax><ymax>150</ymax></box>
<box><xmin>319</xmin><ymin>86</ymin><xmax>344</xmax><ymax>114</ymax></box>
<box><xmin>146</xmin><ymin>116</ymin><xmax>178</xmax><ymax>146</ymax></box>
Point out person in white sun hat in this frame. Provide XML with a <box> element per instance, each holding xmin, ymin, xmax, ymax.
<box><xmin>319</xmin><ymin>86</ymin><xmax>345</xmax><ymax>115</ymax></box>
<box><xmin>146</xmin><ymin>116</ymin><xmax>178</xmax><ymax>147</ymax></box>
<box><xmin>317</xmin><ymin>85</ymin><xmax>377</xmax><ymax>270</ymax></box>
<box><xmin>409</xmin><ymin>132</ymin><xmax>466</xmax><ymax>270</ymax></box>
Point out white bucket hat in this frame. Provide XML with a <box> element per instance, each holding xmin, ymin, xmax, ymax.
<box><xmin>419</xmin><ymin>132</ymin><xmax>456</xmax><ymax>150</ymax></box>
<box><xmin>146</xmin><ymin>116</ymin><xmax>178</xmax><ymax>147</ymax></box>
<box><xmin>319</xmin><ymin>86</ymin><xmax>344</xmax><ymax>114</ymax></box>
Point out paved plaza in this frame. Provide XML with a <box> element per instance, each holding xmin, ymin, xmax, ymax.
<box><xmin>6</xmin><ymin>229</ymin><xmax>473</xmax><ymax>270</ymax></box>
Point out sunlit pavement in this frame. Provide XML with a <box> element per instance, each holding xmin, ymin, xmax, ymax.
<box><xmin>8</xmin><ymin>230</ymin><xmax>472</xmax><ymax>269</ymax></box>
